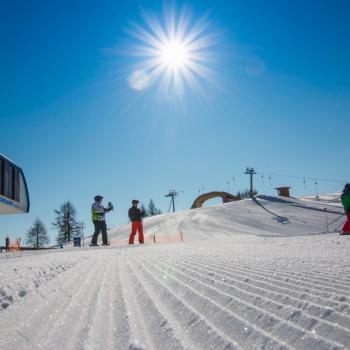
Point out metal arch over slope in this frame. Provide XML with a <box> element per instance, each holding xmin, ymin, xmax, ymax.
<box><xmin>191</xmin><ymin>191</ymin><xmax>240</xmax><ymax>209</ymax></box>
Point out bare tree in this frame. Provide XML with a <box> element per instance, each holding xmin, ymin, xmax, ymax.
<box><xmin>53</xmin><ymin>201</ymin><xmax>80</xmax><ymax>244</ymax></box>
<box><xmin>26</xmin><ymin>218</ymin><xmax>49</xmax><ymax>248</ymax></box>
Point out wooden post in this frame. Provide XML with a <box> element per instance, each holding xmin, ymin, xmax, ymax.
<box><xmin>5</xmin><ymin>236</ymin><xmax>9</xmax><ymax>252</ymax></box>
<box><xmin>153</xmin><ymin>234</ymin><xmax>156</xmax><ymax>244</ymax></box>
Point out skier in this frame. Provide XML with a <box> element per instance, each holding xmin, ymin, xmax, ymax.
<box><xmin>128</xmin><ymin>200</ymin><xmax>144</xmax><ymax>244</ymax></box>
<box><xmin>341</xmin><ymin>184</ymin><xmax>350</xmax><ymax>235</ymax></box>
<box><xmin>90</xmin><ymin>195</ymin><xmax>113</xmax><ymax>246</ymax></box>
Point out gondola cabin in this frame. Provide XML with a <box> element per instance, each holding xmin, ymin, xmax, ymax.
<box><xmin>0</xmin><ymin>154</ymin><xmax>30</xmax><ymax>214</ymax></box>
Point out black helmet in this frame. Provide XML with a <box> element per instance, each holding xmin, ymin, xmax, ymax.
<box><xmin>94</xmin><ymin>195</ymin><xmax>103</xmax><ymax>201</ymax></box>
<box><xmin>344</xmin><ymin>184</ymin><xmax>350</xmax><ymax>193</ymax></box>
<box><xmin>132</xmin><ymin>199</ymin><xmax>139</xmax><ymax>204</ymax></box>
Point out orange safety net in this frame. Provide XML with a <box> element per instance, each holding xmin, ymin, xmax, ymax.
<box><xmin>8</xmin><ymin>238</ymin><xmax>21</xmax><ymax>252</ymax></box>
<box><xmin>110</xmin><ymin>231</ymin><xmax>183</xmax><ymax>246</ymax></box>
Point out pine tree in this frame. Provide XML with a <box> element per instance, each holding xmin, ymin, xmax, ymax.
<box><xmin>26</xmin><ymin>218</ymin><xmax>49</xmax><ymax>248</ymax></box>
<box><xmin>236</xmin><ymin>189</ymin><xmax>258</xmax><ymax>199</ymax></box>
<box><xmin>147</xmin><ymin>199</ymin><xmax>162</xmax><ymax>216</ymax></box>
<box><xmin>53</xmin><ymin>201</ymin><xmax>80</xmax><ymax>244</ymax></box>
<box><xmin>141</xmin><ymin>204</ymin><xmax>148</xmax><ymax>218</ymax></box>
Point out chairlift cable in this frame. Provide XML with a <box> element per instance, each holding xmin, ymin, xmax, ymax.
<box><xmin>257</xmin><ymin>172</ymin><xmax>346</xmax><ymax>184</ymax></box>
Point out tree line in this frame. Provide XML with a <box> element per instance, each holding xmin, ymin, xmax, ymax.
<box><xmin>141</xmin><ymin>199</ymin><xmax>162</xmax><ymax>218</ymax></box>
<box><xmin>235</xmin><ymin>189</ymin><xmax>258</xmax><ymax>199</ymax></box>
<box><xmin>26</xmin><ymin>201</ymin><xmax>84</xmax><ymax>248</ymax></box>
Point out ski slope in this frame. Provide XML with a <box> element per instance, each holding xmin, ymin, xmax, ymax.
<box><xmin>299</xmin><ymin>192</ymin><xmax>342</xmax><ymax>207</ymax></box>
<box><xmin>106</xmin><ymin>195</ymin><xmax>345</xmax><ymax>243</ymax></box>
<box><xmin>0</xmin><ymin>195</ymin><xmax>350</xmax><ymax>350</ymax></box>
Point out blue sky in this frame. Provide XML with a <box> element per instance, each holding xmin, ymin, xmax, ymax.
<box><xmin>1</xmin><ymin>0</ymin><xmax>349</xmax><ymax>243</ymax></box>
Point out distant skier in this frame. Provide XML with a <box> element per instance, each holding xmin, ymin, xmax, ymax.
<box><xmin>128</xmin><ymin>200</ymin><xmax>144</xmax><ymax>244</ymax></box>
<box><xmin>341</xmin><ymin>184</ymin><xmax>350</xmax><ymax>235</ymax></box>
<box><xmin>90</xmin><ymin>195</ymin><xmax>113</xmax><ymax>246</ymax></box>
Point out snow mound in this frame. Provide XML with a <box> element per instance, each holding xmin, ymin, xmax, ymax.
<box><xmin>107</xmin><ymin>195</ymin><xmax>345</xmax><ymax>244</ymax></box>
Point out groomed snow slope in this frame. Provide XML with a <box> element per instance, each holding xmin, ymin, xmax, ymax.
<box><xmin>106</xmin><ymin>195</ymin><xmax>345</xmax><ymax>243</ymax></box>
<box><xmin>0</xmin><ymin>195</ymin><xmax>350</xmax><ymax>350</ymax></box>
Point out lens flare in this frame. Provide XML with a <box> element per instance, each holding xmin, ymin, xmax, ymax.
<box><xmin>127</xmin><ymin>6</ymin><xmax>217</xmax><ymax>96</ymax></box>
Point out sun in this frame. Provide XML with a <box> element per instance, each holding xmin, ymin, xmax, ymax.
<box><xmin>160</xmin><ymin>41</ymin><xmax>188</xmax><ymax>69</ymax></box>
<box><xmin>127</xmin><ymin>5</ymin><xmax>217</xmax><ymax>95</ymax></box>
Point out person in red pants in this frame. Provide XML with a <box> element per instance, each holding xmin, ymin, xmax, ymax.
<box><xmin>128</xmin><ymin>200</ymin><xmax>144</xmax><ymax>244</ymax></box>
<box><xmin>341</xmin><ymin>184</ymin><xmax>350</xmax><ymax>235</ymax></box>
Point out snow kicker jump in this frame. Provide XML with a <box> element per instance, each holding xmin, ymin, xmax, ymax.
<box><xmin>191</xmin><ymin>191</ymin><xmax>240</xmax><ymax>209</ymax></box>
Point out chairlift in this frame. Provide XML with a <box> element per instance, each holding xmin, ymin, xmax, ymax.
<box><xmin>303</xmin><ymin>178</ymin><xmax>307</xmax><ymax>189</ymax></box>
<box><xmin>268</xmin><ymin>175</ymin><xmax>272</xmax><ymax>186</ymax></box>
<box><xmin>314</xmin><ymin>179</ymin><xmax>319</xmax><ymax>194</ymax></box>
<box><xmin>0</xmin><ymin>153</ymin><xmax>30</xmax><ymax>214</ymax></box>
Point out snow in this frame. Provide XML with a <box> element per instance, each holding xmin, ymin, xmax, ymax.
<box><xmin>106</xmin><ymin>195</ymin><xmax>345</xmax><ymax>243</ymax></box>
<box><xmin>0</xmin><ymin>195</ymin><xmax>349</xmax><ymax>350</ymax></box>
<box><xmin>299</xmin><ymin>192</ymin><xmax>342</xmax><ymax>207</ymax></box>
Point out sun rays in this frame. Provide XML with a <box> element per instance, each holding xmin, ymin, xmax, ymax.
<box><xmin>127</xmin><ymin>5</ymin><xmax>218</xmax><ymax>96</ymax></box>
